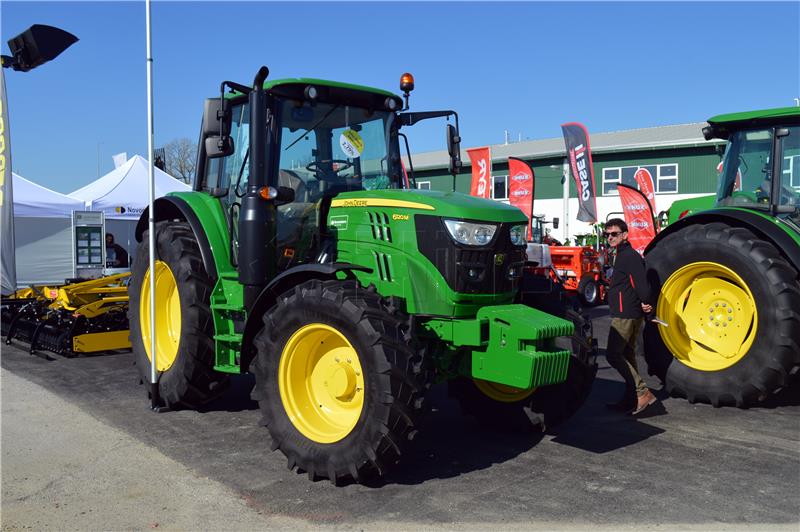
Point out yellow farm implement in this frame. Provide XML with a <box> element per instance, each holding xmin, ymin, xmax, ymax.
<box><xmin>2</xmin><ymin>273</ymin><xmax>131</xmax><ymax>356</ymax></box>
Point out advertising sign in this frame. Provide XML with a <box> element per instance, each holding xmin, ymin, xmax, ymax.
<box><xmin>618</xmin><ymin>183</ymin><xmax>656</xmax><ymax>255</ymax></box>
<box><xmin>507</xmin><ymin>157</ymin><xmax>535</xmax><ymax>238</ymax></box>
<box><xmin>633</xmin><ymin>167</ymin><xmax>657</xmax><ymax>214</ymax></box>
<box><xmin>467</xmin><ymin>147</ymin><xmax>492</xmax><ymax>199</ymax></box>
<box><xmin>0</xmin><ymin>69</ymin><xmax>16</xmax><ymax>294</ymax></box>
<box><xmin>561</xmin><ymin>122</ymin><xmax>598</xmax><ymax>223</ymax></box>
<box><xmin>72</xmin><ymin>211</ymin><xmax>105</xmax><ymax>276</ymax></box>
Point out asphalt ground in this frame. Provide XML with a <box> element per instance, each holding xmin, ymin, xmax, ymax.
<box><xmin>2</xmin><ymin>307</ymin><xmax>799</xmax><ymax>530</ymax></box>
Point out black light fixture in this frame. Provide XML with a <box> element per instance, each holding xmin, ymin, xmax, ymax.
<box><xmin>2</xmin><ymin>24</ymin><xmax>78</xmax><ymax>72</ymax></box>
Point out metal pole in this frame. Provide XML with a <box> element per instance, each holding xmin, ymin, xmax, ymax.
<box><xmin>562</xmin><ymin>159</ymin><xmax>570</xmax><ymax>244</ymax></box>
<box><xmin>145</xmin><ymin>0</ymin><xmax>159</xmax><ymax>409</ymax></box>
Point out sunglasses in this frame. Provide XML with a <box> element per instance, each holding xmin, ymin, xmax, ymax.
<box><xmin>604</xmin><ymin>231</ymin><xmax>623</xmax><ymax>238</ymax></box>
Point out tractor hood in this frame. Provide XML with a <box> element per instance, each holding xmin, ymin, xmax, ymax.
<box><xmin>330</xmin><ymin>189</ymin><xmax>528</xmax><ymax>223</ymax></box>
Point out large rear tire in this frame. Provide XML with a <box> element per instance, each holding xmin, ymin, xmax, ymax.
<box><xmin>251</xmin><ymin>280</ymin><xmax>431</xmax><ymax>483</ymax></box>
<box><xmin>644</xmin><ymin>222</ymin><xmax>800</xmax><ymax>406</ymax></box>
<box><xmin>128</xmin><ymin>221</ymin><xmax>228</xmax><ymax>409</ymax></box>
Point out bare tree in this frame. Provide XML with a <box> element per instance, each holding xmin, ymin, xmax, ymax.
<box><xmin>162</xmin><ymin>138</ymin><xmax>197</xmax><ymax>183</ymax></box>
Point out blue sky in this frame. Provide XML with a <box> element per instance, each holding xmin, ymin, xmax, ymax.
<box><xmin>2</xmin><ymin>1</ymin><xmax>799</xmax><ymax>193</ymax></box>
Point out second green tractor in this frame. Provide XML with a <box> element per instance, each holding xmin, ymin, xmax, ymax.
<box><xmin>644</xmin><ymin>106</ymin><xmax>800</xmax><ymax>407</ymax></box>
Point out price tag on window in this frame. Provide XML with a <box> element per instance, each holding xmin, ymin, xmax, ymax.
<box><xmin>339</xmin><ymin>129</ymin><xmax>364</xmax><ymax>159</ymax></box>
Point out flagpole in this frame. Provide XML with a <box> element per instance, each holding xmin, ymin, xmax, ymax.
<box><xmin>145</xmin><ymin>0</ymin><xmax>159</xmax><ymax>409</ymax></box>
<box><xmin>562</xmin><ymin>159</ymin><xmax>570</xmax><ymax>244</ymax></box>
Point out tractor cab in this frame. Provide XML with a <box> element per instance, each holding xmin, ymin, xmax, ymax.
<box><xmin>195</xmin><ymin>74</ymin><xmax>463</xmax><ymax>298</ymax></box>
<box><xmin>705</xmin><ymin>109</ymin><xmax>800</xmax><ymax>215</ymax></box>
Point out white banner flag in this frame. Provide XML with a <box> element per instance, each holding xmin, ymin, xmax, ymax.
<box><xmin>1</xmin><ymin>68</ymin><xmax>17</xmax><ymax>295</ymax></box>
<box><xmin>112</xmin><ymin>152</ymin><xmax>128</xmax><ymax>169</ymax></box>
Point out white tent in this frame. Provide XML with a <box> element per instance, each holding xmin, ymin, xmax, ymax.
<box><xmin>68</xmin><ymin>154</ymin><xmax>190</xmax><ymax>220</ymax></box>
<box><xmin>12</xmin><ymin>173</ymin><xmax>84</xmax><ymax>285</ymax></box>
<box><xmin>68</xmin><ymin>155</ymin><xmax>191</xmax><ymax>266</ymax></box>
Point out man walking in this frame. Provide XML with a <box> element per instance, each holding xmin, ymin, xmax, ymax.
<box><xmin>603</xmin><ymin>218</ymin><xmax>657</xmax><ymax>415</ymax></box>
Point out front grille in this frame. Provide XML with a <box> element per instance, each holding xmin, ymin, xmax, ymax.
<box><xmin>415</xmin><ymin>215</ymin><xmax>526</xmax><ymax>294</ymax></box>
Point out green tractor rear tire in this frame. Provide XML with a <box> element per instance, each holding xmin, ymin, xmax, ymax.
<box><xmin>644</xmin><ymin>222</ymin><xmax>800</xmax><ymax>406</ymax></box>
<box><xmin>129</xmin><ymin>222</ymin><xmax>228</xmax><ymax>409</ymax></box>
<box><xmin>250</xmin><ymin>279</ymin><xmax>432</xmax><ymax>483</ymax></box>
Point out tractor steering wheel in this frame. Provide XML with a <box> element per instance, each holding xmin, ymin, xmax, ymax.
<box><xmin>306</xmin><ymin>159</ymin><xmax>353</xmax><ymax>181</ymax></box>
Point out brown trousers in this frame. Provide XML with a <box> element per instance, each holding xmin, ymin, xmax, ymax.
<box><xmin>605</xmin><ymin>317</ymin><xmax>648</xmax><ymax>397</ymax></box>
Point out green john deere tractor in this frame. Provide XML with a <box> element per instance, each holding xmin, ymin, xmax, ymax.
<box><xmin>644</xmin><ymin>106</ymin><xmax>800</xmax><ymax>406</ymax></box>
<box><xmin>128</xmin><ymin>67</ymin><xmax>595</xmax><ymax>483</ymax></box>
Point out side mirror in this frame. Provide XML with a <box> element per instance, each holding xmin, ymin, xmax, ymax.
<box><xmin>205</xmin><ymin>136</ymin><xmax>234</xmax><ymax>159</ymax></box>
<box><xmin>203</xmin><ymin>98</ymin><xmax>234</xmax><ymax>159</ymax></box>
<box><xmin>275</xmin><ymin>186</ymin><xmax>295</xmax><ymax>206</ymax></box>
<box><xmin>446</xmin><ymin>124</ymin><xmax>462</xmax><ymax>175</ymax></box>
<box><xmin>552</xmin><ymin>217</ymin><xmax>560</xmax><ymax>229</ymax></box>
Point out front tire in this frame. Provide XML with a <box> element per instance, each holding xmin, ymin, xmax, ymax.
<box><xmin>644</xmin><ymin>222</ymin><xmax>800</xmax><ymax>406</ymax></box>
<box><xmin>251</xmin><ymin>280</ymin><xmax>431</xmax><ymax>483</ymax></box>
<box><xmin>128</xmin><ymin>222</ymin><xmax>228</xmax><ymax>408</ymax></box>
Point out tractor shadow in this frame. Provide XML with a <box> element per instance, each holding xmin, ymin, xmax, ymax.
<box><xmin>547</xmin><ymin>375</ymin><xmax>667</xmax><ymax>454</ymax></box>
<box><xmin>198</xmin><ymin>374</ymin><xmax>259</xmax><ymax>413</ymax></box>
<box><xmin>361</xmin><ymin>384</ymin><xmax>546</xmax><ymax>487</ymax></box>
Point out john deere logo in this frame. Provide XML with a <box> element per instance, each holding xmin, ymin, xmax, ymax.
<box><xmin>494</xmin><ymin>253</ymin><xmax>505</xmax><ymax>265</ymax></box>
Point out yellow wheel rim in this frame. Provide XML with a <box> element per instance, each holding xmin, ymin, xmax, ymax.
<box><xmin>658</xmin><ymin>261</ymin><xmax>757</xmax><ymax>371</ymax></box>
<box><xmin>474</xmin><ymin>379</ymin><xmax>536</xmax><ymax>403</ymax></box>
<box><xmin>140</xmin><ymin>260</ymin><xmax>181</xmax><ymax>372</ymax></box>
<box><xmin>279</xmin><ymin>323</ymin><xmax>365</xmax><ymax>444</ymax></box>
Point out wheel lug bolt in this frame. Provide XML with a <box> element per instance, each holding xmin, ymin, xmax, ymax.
<box><xmin>728</xmin><ymin>316</ymin><xmax>733</xmax><ymax>321</ymax></box>
<box><xmin>715</xmin><ymin>303</ymin><xmax>719</xmax><ymax>307</ymax></box>
<box><xmin>728</xmin><ymin>308</ymin><xmax>732</xmax><ymax>314</ymax></box>
<box><xmin>722</xmin><ymin>303</ymin><xmax>727</xmax><ymax>307</ymax></box>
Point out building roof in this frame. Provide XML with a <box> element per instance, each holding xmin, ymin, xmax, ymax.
<box><xmin>409</xmin><ymin>121</ymin><xmax>723</xmax><ymax>171</ymax></box>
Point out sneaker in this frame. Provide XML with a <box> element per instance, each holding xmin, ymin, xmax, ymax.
<box><xmin>631</xmin><ymin>390</ymin><xmax>657</xmax><ymax>415</ymax></box>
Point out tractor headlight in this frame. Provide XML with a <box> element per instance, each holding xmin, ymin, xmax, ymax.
<box><xmin>444</xmin><ymin>219</ymin><xmax>498</xmax><ymax>246</ymax></box>
<box><xmin>509</xmin><ymin>224</ymin><xmax>528</xmax><ymax>246</ymax></box>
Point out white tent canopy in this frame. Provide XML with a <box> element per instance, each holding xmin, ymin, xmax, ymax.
<box><xmin>68</xmin><ymin>154</ymin><xmax>190</xmax><ymax>220</ymax></box>
<box><xmin>12</xmin><ymin>173</ymin><xmax>85</xmax><ymax>286</ymax></box>
<box><xmin>13</xmin><ymin>172</ymin><xmax>85</xmax><ymax>218</ymax></box>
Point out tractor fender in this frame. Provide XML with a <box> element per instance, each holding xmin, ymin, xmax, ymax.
<box><xmin>134</xmin><ymin>197</ymin><xmax>218</xmax><ymax>279</ymax></box>
<box><xmin>240</xmin><ymin>262</ymin><xmax>373</xmax><ymax>372</ymax></box>
<box><xmin>645</xmin><ymin>208</ymin><xmax>800</xmax><ymax>273</ymax></box>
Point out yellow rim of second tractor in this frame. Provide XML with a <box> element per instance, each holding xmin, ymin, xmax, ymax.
<box><xmin>140</xmin><ymin>260</ymin><xmax>182</xmax><ymax>372</ymax></box>
<box><xmin>474</xmin><ymin>379</ymin><xmax>536</xmax><ymax>403</ymax></box>
<box><xmin>279</xmin><ymin>323</ymin><xmax>365</xmax><ymax>444</ymax></box>
<box><xmin>658</xmin><ymin>261</ymin><xmax>757</xmax><ymax>371</ymax></box>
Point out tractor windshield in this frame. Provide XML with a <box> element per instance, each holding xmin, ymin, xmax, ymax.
<box><xmin>716</xmin><ymin>126</ymin><xmax>800</xmax><ymax>211</ymax></box>
<box><xmin>277</xmin><ymin>99</ymin><xmax>402</xmax><ymax>198</ymax></box>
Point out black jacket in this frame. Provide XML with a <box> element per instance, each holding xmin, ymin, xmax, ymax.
<box><xmin>608</xmin><ymin>241</ymin><xmax>651</xmax><ymax>318</ymax></box>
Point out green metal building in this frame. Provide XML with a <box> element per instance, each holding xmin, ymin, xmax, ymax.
<box><xmin>407</xmin><ymin>122</ymin><xmax>726</xmax><ymax>242</ymax></box>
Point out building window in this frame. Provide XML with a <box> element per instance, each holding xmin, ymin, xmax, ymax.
<box><xmin>783</xmin><ymin>155</ymin><xmax>800</xmax><ymax>188</ymax></box>
<box><xmin>602</xmin><ymin>164</ymin><xmax>679</xmax><ymax>195</ymax></box>
<box><xmin>493</xmin><ymin>175</ymin><xmax>508</xmax><ymax>200</ymax></box>
<box><xmin>417</xmin><ymin>181</ymin><xmax>431</xmax><ymax>190</ymax></box>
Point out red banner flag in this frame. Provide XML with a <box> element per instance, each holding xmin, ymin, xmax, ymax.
<box><xmin>618</xmin><ymin>183</ymin><xmax>657</xmax><ymax>255</ymax></box>
<box><xmin>633</xmin><ymin>167</ymin><xmax>656</xmax><ymax>214</ymax></box>
<box><xmin>561</xmin><ymin>122</ymin><xmax>598</xmax><ymax>223</ymax></box>
<box><xmin>467</xmin><ymin>147</ymin><xmax>492</xmax><ymax>199</ymax></box>
<box><xmin>507</xmin><ymin>157</ymin><xmax>535</xmax><ymax>239</ymax></box>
